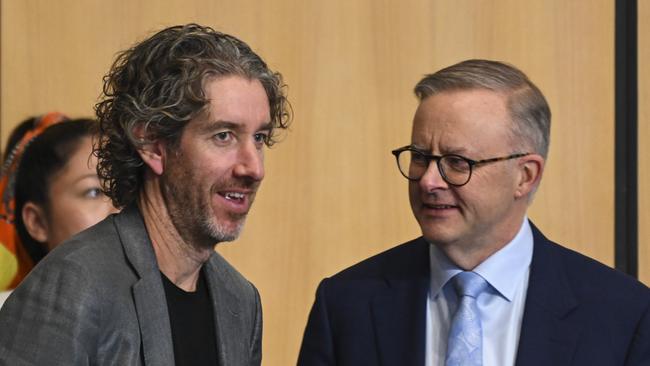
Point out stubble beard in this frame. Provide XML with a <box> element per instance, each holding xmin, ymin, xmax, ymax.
<box><xmin>198</xmin><ymin>195</ymin><xmax>247</xmax><ymax>245</ymax></box>
<box><xmin>162</xmin><ymin>168</ymin><xmax>251</xmax><ymax>252</ymax></box>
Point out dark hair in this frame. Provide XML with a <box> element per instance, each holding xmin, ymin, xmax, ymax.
<box><xmin>95</xmin><ymin>23</ymin><xmax>292</xmax><ymax>208</ymax></box>
<box><xmin>414</xmin><ymin>59</ymin><xmax>551</xmax><ymax>158</ymax></box>
<box><xmin>3</xmin><ymin>117</ymin><xmax>38</xmax><ymax>163</ymax></box>
<box><xmin>15</xmin><ymin>119</ymin><xmax>97</xmax><ymax>263</ymax></box>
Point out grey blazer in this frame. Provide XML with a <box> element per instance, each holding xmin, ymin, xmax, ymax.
<box><xmin>0</xmin><ymin>205</ymin><xmax>262</xmax><ymax>365</ymax></box>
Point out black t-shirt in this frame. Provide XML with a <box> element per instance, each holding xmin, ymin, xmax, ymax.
<box><xmin>162</xmin><ymin>269</ymin><xmax>219</xmax><ymax>366</ymax></box>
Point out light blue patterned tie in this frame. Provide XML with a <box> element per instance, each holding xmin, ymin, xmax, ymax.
<box><xmin>445</xmin><ymin>271</ymin><xmax>488</xmax><ymax>366</ymax></box>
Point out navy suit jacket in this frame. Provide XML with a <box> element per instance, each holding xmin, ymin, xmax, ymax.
<box><xmin>298</xmin><ymin>223</ymin><xmax>650</xmax><ymax>365</ymax></box>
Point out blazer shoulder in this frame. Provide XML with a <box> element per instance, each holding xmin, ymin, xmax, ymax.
<box><xmin>533</xmin><ymin>228</ymin><xmax>649</xmax><ymax>306</ymax></box>
<box><xmin>40</xmin><ymin>214</ymin><xmax>129</xmax><ymax>276</ymax></box>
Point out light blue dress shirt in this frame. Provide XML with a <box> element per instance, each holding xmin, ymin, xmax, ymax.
<box><xmin>425</xmin><ymin>218</ymin><xmax>533</xmax><ymax>366</ymax></box>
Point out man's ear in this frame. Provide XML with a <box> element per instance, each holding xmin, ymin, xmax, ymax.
<box><xmin>22</xmin><ymin>202</ymin><xmax>49</xmax><ymax>244</ymax></box>
<box><xmin>514</xmin><ymin>154</ymin><xmax>545</xmax><ymax>199</ymax></box>
<box><xmin>137</xmin><ymin>141</ymin><xmax>166</xmax><ymax>176</ymax></box>
<box><xmin>133</xmin><ymin>124</ymin><xmax>166</xmax><ymax>176</ymax></box>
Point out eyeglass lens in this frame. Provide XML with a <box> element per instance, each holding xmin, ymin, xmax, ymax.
<box><xmin>397</xmin><ymin>150</ymin><xmax>471</xmax><ymax>185</ymax></box>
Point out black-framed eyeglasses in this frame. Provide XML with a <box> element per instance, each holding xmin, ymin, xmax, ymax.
<box><xmin>391</xmin><ymin>145</ymin><xmax>530</xmax><ymax>186</ymax></box>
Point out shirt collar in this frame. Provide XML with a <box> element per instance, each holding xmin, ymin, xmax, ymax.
<box><xmin>428</xmin><ymin>217</ymin><xmax>534</xmax><ymax>302</ymax></box>
<box><xmin>428</xmin><ymin>243</ymin><xmax>462</xmax><ymax>300</ymax></box>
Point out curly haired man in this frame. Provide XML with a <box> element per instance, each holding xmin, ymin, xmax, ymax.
<box><xmin>0</xmin><ymin>24</ymin><xmax>290</xmax><ymax>366</ymax></box>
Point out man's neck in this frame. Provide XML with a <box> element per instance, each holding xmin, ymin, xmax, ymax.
<box><xmin>138</xmin><ymin>177</ymin><xmax>213</xmax><ymax>292</ymax></box>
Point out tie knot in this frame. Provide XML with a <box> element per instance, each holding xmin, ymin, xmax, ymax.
<box><xmin>452</xmin><ymin>271</ymin><xmax>488</xmax><ymax>298</ymax></box>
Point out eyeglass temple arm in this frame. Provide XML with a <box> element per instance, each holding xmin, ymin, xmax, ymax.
<box><xmin>472</xmin><ymin>153</ymin><xmax>530</xmax><ymax>165</ymax></box>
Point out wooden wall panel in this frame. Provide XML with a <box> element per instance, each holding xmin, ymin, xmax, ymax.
<box><xmin>1</xmin><ymin>0</ymin><xmax>615</xmax><ymax>364</ymax></box>
<box><xmin>639</xmin><ymin>0</ymin><xmax>650</xmax><ymax>285</ymax></box>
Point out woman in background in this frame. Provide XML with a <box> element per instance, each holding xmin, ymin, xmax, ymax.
<box><xmin>16</xmin><ymin>118</ymin><xmax>119</xmax><ymax>265</ymax></box>
<box><xmin>0</xmin><ymin>118</ymin><xmax>118</xmax><ymax>305</ymax></box>
<box><xmin>0</xmin><ymin>112</ymin><xmax>67</xmax><ymax>291</ymax></box>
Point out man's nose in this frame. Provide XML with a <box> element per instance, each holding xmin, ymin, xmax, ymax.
<box><xmin>233</xmin><ymin>142</ymin><xmax>265</xmax><ymax>181</ymax></box>
<box><xmin>418</xmin><ymin>160</ymin><xmax>448</xmax><ymax>190</ymax></box>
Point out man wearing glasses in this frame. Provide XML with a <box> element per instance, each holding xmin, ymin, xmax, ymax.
<box><xmin>298</xmin><ymin>59</ymin><xmax>649</xmax><ymax>365</ymax></box>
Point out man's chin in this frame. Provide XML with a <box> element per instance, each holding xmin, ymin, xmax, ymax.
<box><xmin>205</xmin><ymin>218</ymin><xmax>246</xmax><ymax>244</ymax></box>
<box><xmin>420</xmin><ymin>227</ymin><xmax>459</xmax><ymax>247</ymax></box>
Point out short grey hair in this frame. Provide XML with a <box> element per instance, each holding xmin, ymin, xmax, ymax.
<box><xmin>414</xmin><ymin>59</ymin><xmax>551</xmax><ymax>158</ymax></box>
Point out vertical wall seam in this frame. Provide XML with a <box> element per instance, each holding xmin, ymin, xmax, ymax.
<box><xmin>614</xmin><ymin>0</ymin><xmax>638</xmax><ymax>277</ymax></box>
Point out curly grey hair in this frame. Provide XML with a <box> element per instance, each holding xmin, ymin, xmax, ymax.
<box><xmin>95</xmin><ymin>23</ymin><xmax>291</xmax><ymax>208</ymax></box>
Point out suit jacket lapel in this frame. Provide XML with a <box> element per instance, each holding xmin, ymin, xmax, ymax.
<box><xmin>515</xmin><ymin>223</ymin><xmax>581</xmax><ymax>366</ymax></box>
<box><xmin>371</xmin><ymin>238</ymin><xmax>430</xmax><ymax>366</ymax></box>
<box><xmin>204</xmin><ymin>252</ymin><xmax>245</xmax><ymax>366</ymax></box>
<box><xmin>115</xmin><ymin>206</ymin><xmax>175</xmax><ymax>366</ymax></box>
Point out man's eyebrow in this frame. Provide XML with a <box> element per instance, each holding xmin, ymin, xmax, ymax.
<box><xmin>202</xmin><ymin>120</ymin><xmax>241</xmax><ymax>133</ymax></box>
<box><xmin>442</xmin><ymin>146</ymin><xmax>470</xmax><ymax>155</ymax></box>
<box><xmin>197</xmin><ymin>120</ymin><xmax>243</xmax><ymax>135</ymax></box>
<box><xmin>411</xmin><ymin>144</ymin><xmax>471</xmax><ymax>155</ymax></box>
<box><xmin>258</xmin><ymin>122</ymin><xmax>273</xmax><ymax>131</ymax></box>
<box><xmin>200</xmin><ymin>120</ymin><xmax>273</xmax><ymax>133</ymax></box>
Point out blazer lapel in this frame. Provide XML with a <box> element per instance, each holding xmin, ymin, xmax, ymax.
<box><xmin>515</xmin><ymin>223</ymin><xmax>581</xmax><ymax>366</ymax></box>
<box><xmin>204</xmin><ymin>253</ymin><xmax>245</xmax><ymax>366</ymax></box>
<box><xmin>116</xmin><ymin>206</ymin><xmax>175</xmax><ymax>366</ymax></box>
<box><xmin>371</xmin><ymin>239</ymin><xmax>430</xmax><ymax>366</ymax></box>
<box><xmin>132</xmin><ymin>274</ymin><xmax>175</xmax><ymax>365</ymax></box>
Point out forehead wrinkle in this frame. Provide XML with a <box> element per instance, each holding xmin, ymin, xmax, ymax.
<box><xmin>412</xmin><ymin>120</ymin><xmax>469</xmax><ymax>155</ymax></box>
<box><xmin>413</xmin><ymin>90</ymin><xmax>514</xmax><ymax>159</ymax></box>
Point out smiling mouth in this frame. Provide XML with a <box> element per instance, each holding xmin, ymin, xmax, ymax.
<box><xmin>222</xmin><ymin>192</ymin><xmax>245</xmax><ymax>202</ymax></box>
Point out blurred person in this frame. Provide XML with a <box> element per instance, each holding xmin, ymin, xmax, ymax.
<box><xmin>0</xmin><ymin>118</ymin><xmax>118</xmax><ymax>307</ymax></box>
<box><xmin>0</xmin><ymin>23</ymin><xmax>290</xmax><ymax>365</ymax></box>
<box><xmin>15</xmin><ymin>118</ymin><xmax>119</xmax><ymax>265</ymax></box>
<box><xmin>298</xmin><ymin>60</ymin><xmax>650</xmax><ymax>366</ymax></box>
<box><xmin>0</xmin><ymin>112</ymin><xmax>67</xmax><ymax>292</ymax></box>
